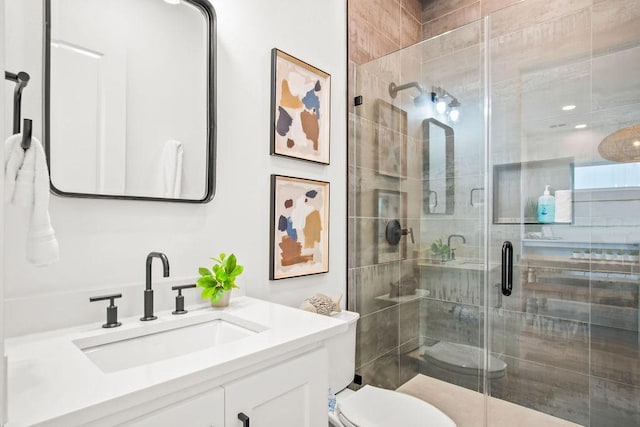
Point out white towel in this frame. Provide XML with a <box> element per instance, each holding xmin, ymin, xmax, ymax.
<box><xmin>4</xmin><ymin>133</ymin><xmax>59</xmax><ymax>266</ymax></box>
<box><xmin>162</xmin><ymin>139</ymin><xmax>183</xmax><ymax>198</ymax></box>
<box><xmin>555</xmin><ymin>190</ymin><xmax>572</xmax><ymax>223</ymax></box>
<box><xmin>4</xmin><ymin>133</ymin><xmax>25</xmax><ymax>203</ymax></box>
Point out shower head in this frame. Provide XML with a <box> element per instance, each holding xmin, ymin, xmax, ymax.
<box><xmin>389</xmin><ymin>81</ymin><xmax>427</xmax><ymax>105</ymax></box>
<box><xmin>413</xmin><ymin>91</ymin><xmax>430</xmax><ymax>106</ymax></box>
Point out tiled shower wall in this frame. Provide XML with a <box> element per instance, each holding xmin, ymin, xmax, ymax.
<box><xmin>347</xmin><ymin>0</ymin><xmax>424</xmax><ymax>390</ymax></box>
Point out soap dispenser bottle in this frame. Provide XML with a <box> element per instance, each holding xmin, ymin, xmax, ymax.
<box><xmin>537</xmin><ymin>185</ymin><xmax>555</xmax><ymax>224</ymax></box>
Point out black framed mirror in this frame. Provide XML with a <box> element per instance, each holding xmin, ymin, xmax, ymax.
<box><xmin>44</xmin><ymin>0</ymin><xmax>216</xmax><ymax>202</ymax></box>
<box><xmin>422</xmin><ymin>118</ymin><xmax>454</xmax><ymax>215</ymax></box>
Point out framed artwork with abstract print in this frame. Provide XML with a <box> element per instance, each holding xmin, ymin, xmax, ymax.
<box><xmin>270</xmin><ymin>175</ymin><xmax>330</xmax><ymax>280</ymax></box>
<box><xmin>270</xmin><ymin>48</ymin><xmax>331</xmax><ymax>164</ymax></box>
<box><xmin>377</xmin><ymin>100</ymin><xmax>407</xmax><ymax>178</ymax></box>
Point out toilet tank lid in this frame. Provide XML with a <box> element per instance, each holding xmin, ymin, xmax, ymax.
<box><xmin>331</xmin><ymin>310</ymin><xmax>359</xmax><ymax>324</ymax></box>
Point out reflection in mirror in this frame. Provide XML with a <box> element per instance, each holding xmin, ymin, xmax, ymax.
<box><xmin>422</xmin><ymin>118</ymin><xmax>454</xmax><ymax>214</ymax></box>
<box><xmin>44</xmin><ymin>0</ymin><xmax>215</xmax><ymax>202</ymax></box>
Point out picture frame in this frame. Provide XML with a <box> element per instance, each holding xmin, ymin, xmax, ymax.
<box><xmin>375</xmin><ymin>189</ymin><xmax>407</xmax><ymax>263</ymax></box>
<box><xmin>270</xmin><ymin>48</ymin><xmax>331</xmax><ymax>165</ymax></box>
<box><xmin>376</xmin><ymin>100</ymin><xmax>407</xmax><ymax>178</ymax></box>
<box><xmin>270</xmin><ymin>175</ymin><xmax>330</xmax><ymax>279</ymax></box>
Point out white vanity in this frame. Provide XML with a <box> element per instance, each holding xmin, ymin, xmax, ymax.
<box><xmin>5</xmin><ymin>297</ymin><xmax>346</xmax><ymax>426</ymax></box>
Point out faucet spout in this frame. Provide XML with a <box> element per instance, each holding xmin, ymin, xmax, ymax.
<box><xmin>146</xmin><ymin>252</ymin><xmax>170</xmax><ymax>290</ymax></box>
<box><xmin>142</xmin><ymin>252</ymin><xmax>170</xmax><ymax>321</ymax></box>
<box><xmin>447</xmin><ymin>235</ymin><xmax>466</xmax><ymax>260</ymax></box>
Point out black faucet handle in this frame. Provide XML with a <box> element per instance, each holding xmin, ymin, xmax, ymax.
<box><xmin>172</xmin><ymin>284</ymin><xmax>196</xmax><ymax>315</ymax></box>
<box><xmin>89</xmin><ymin>293</ymin><xmax>122</xmax><ymax>304</ymax></box>
<box><xmin>90</xmin><ymin>293</ymin><xmax>122</xmax><ymax>328</ymax></box>
<box><xmin>171</xmin><ymin>284</ymin><xmax>197</xmax><ymax>292</ymax></box>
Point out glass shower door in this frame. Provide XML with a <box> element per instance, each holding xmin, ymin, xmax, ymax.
<box><xmin>486</xmin><ymin>2</ymin><xmax>640</xmax><ymax>426</ymax></box>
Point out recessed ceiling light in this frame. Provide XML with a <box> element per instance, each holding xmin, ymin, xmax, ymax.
<box><xmin>575</xmin><ymin>124</ymin><xmax>587</xmax><ymax>129</ymax></box>
<box><xmin>164</xmin><ymin>0</ymin><xmax>180</xmax><ymax>4</ymax></box>
<box><xmin>562</xmin><ymin>105</ymin><xmax>576</xmax><ymax>111</ymax></box>
<box><xmin>633</xmin><ymin>140</ymin><xmax>640</xmax><ymax>147</ymax></box>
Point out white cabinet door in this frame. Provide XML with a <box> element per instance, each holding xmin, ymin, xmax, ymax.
<box><xmin>125</xmin><ymin>387</ymin><xmax>224</xmax><ymax>427</ymax></box>
<box><xmin>224</xmin><ymin>348</ymin><xmax>328</xmax><ymax>427</ymax></box>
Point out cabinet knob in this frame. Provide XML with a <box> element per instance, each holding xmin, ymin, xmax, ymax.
<box><xmin>238</xmin><ymin>412</ymin><xmax>250</xmax><ymax>427</ymax></box>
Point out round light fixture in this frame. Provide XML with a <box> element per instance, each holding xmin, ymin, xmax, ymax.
<box><xmin>436</xmin><ymin>99</ymin><xmax>447</xmax><ymax>114</ymax></box>
<box><xmin>562</xmin><ymin>105</ymin><xmax>576</xmax><ymax>111</ymax></box>
<box><xmin>449</xmin><ymin>107</ymin><xmax>460</xmax><ymax>122</ymax></box>
<box><xmin>575</xmin><ymin>124</ymin><xmax>587</xmax><ymax>129</ymax></box>
<box><xmin>598</xmin><ymin>124</ymin><xmax>640</xmax><ymax>163</ymax></box>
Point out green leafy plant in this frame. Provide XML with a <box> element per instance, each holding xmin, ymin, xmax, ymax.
<box><xmin>197</xmin><ymin>253</ymin><xmax>244</xmax><ymax>303</ymax></box>
<box><xmin>430</xmin><ymin>239</ymin><xmax>450</xmax><ymax>261</ymax></box>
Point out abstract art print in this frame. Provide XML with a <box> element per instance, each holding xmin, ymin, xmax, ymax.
<box><xmin>377</xmin><ymin>100</ymin><xmax>407</xmax><ymax>178</ymax></box>
<box><xmin>270</xmin><ymin>175</ymin><xmax>330</xmax><ymax>279</ymax></box>
<box><xmin>271</xmin><ymin>48</ymin><xmax>331</xmax><ymax>164</ymax></box>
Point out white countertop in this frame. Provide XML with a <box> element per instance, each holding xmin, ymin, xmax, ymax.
<box><xmin>5</xmin><ymin>296</ymin><xmax>346</xmax><ymax>426</ymax></box>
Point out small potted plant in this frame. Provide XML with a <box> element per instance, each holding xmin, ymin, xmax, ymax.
<box><xmin>197</xmin><ymin>253</ymin><xmax>244</xmax><ymax>307</ymax></box>
<box><xmin>430</xmin><ymin>239</ymin><xmax>451</xmax><ymax>262</ymax></box>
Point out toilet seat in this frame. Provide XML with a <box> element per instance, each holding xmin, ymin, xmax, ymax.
<box><xmin>335</xmin><ymin>385</ymin><xmax>456</xmax><ymax>427</ymax></box>
<box><xmin>421</xmin><ymin>342</ymin><xmax>507</xmax><ymax>379</ymax></box>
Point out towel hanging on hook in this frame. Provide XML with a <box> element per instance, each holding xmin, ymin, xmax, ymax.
<box><xmin>21</xmin><ymin>118</ymin><xmax>32</xmax><ymax>151</ymax></box>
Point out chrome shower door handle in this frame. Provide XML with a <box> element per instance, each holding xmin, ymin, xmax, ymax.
<box><xmin>501</xmin><ymin>241</ymin><xmax>513</xmax><ymax>296</ymax></box>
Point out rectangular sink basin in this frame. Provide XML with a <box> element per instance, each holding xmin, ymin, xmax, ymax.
<box><xmin>74</xmin><ymin>318</ymin><xmax>259</xmax><ymax>373</ymax></box>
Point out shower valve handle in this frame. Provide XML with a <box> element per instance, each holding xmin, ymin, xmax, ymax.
<box><xmin>385</xmin><ymin>220</ymin><xmax>414</xmax><ymax>245</ymax></box>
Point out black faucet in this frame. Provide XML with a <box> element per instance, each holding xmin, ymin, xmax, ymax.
<box><xmin>447</xmin><ymin>234</ymin><xmax>466</xmax><ymax>260</ymax></box>
<box><xmin>141</xmin><ymin>252</ymin><xmax>170</xmax><ymax>321</ymax></box>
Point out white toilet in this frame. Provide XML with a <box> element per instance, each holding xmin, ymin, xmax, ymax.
<box><xmin>327</xmin><ymin>311</ymin><xmax>457</xmax><ymax>427</ymax></box>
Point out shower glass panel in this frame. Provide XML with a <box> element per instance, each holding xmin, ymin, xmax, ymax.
<box><xmin>351</xmin><ymin>1</ymin><xmax>640</xmax><ymax>426</ymax></box>
<box><xmin>351</xmin><ymin>19</ymin><xmax>487</xmax><ymax>396</ymax></box>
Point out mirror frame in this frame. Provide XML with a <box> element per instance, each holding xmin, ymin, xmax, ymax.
<box><xmin>43</xmin><ymin>0</ymin><xmax>216</xmax><ymax>203</ymax></box>
<box><xmin>422</xmin><ymin>118</ymin><xmax>454</xmax><ymax>215</ymax></box>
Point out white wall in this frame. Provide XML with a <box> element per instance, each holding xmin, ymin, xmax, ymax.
<box><xmin>3</xmin><ymin>0</ymin><xmax>347</xmax><ymax>337</ymax></box>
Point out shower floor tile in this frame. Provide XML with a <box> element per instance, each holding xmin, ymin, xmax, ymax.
<box><xmin>397</xmin><ymin>374</ymin><xmax>582</xmax><ymax>427</ymax></box>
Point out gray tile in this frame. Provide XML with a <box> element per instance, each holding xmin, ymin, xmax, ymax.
<box><xmin>355</xmin><ymin>166</ymin><xmax>403</xmax><ymax>218</ymax></box>
<box><xmin>490</xmin><ymin>9</ymin><xmax>591</xmax><ymax>84</ymax></box>
<box><xmin>356</xmin><ymin>349</ymin><xmax>401</xmax><ymax>390</ymax></box>
<box><xmin>592</xmin><ymin>0</ymin><xmax>640</xmax><ymax>55</ymax></box>
<box><xmin>352</xmin><ymin>262</ymin><xmax>402</xmax><ymax>316</ymax></box>
<box><xmin>489</xmin><ymin>0</ymin><xmax>591</xmax><ymax>39</ymax></box>
<box><xmin>590</xmin><ymin>378</ymin><xmax>640</xmax><ymax>427</ymax></box>
<box><xmin>490</xmin><ymin>309</ymin><xmax>589</xmax><ymax>374</ymax></box>
<box><xmin>497</xmin><ymin>355</ymin><xmax>590</xmax><ymax>426</ymax></box>
<box><xmin>592</xmin><ymin>46</ymin><xmax>640</xmax><ymax>112</ymax></box>
<box><xmin>417</xmin><ymin>265</ymin><xmax>484</xmax><ymax>306</ymax></box>
<box><xmin>399</xmin><ymin>299</ymin><xmax>420</xmax><ymax>345</ymax></box>
<box><xmin>423</xmin><ymin>0</ymin><xmax>477</xmax><ymax>23</ymax></box>
<box><xmin>591</xmin><ymin>324</ymin><xmax>640</xmax><ymax>387</ymax></box>
<box><xmin>424</xmin><ymin>2</ymin><xmax>481</xmax><ymax>40</ymax></box>
<box><xmin>398</xmin><ymin>337</ymin><xmax>421</xmax><ymax>386</ymax></box>
<box><xmin>356</xmin><ymin>305</ymin><xmax>400</xmax><ymax>367</ymax></box>
<box><xmin>420</xmin><ymin>298</ymin><xmax>482</xmax><ymax>347</ymax></box>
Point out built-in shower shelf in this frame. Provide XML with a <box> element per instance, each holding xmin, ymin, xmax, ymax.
<box><xmin>374</xmin><ymin>293</ymin><xmax>422</xmax><ymax>304</ymax></box>
<box><xmin>523</xmin><ymin>255</ymin><xmax>639</xmax><ymax>276</ymax></box>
